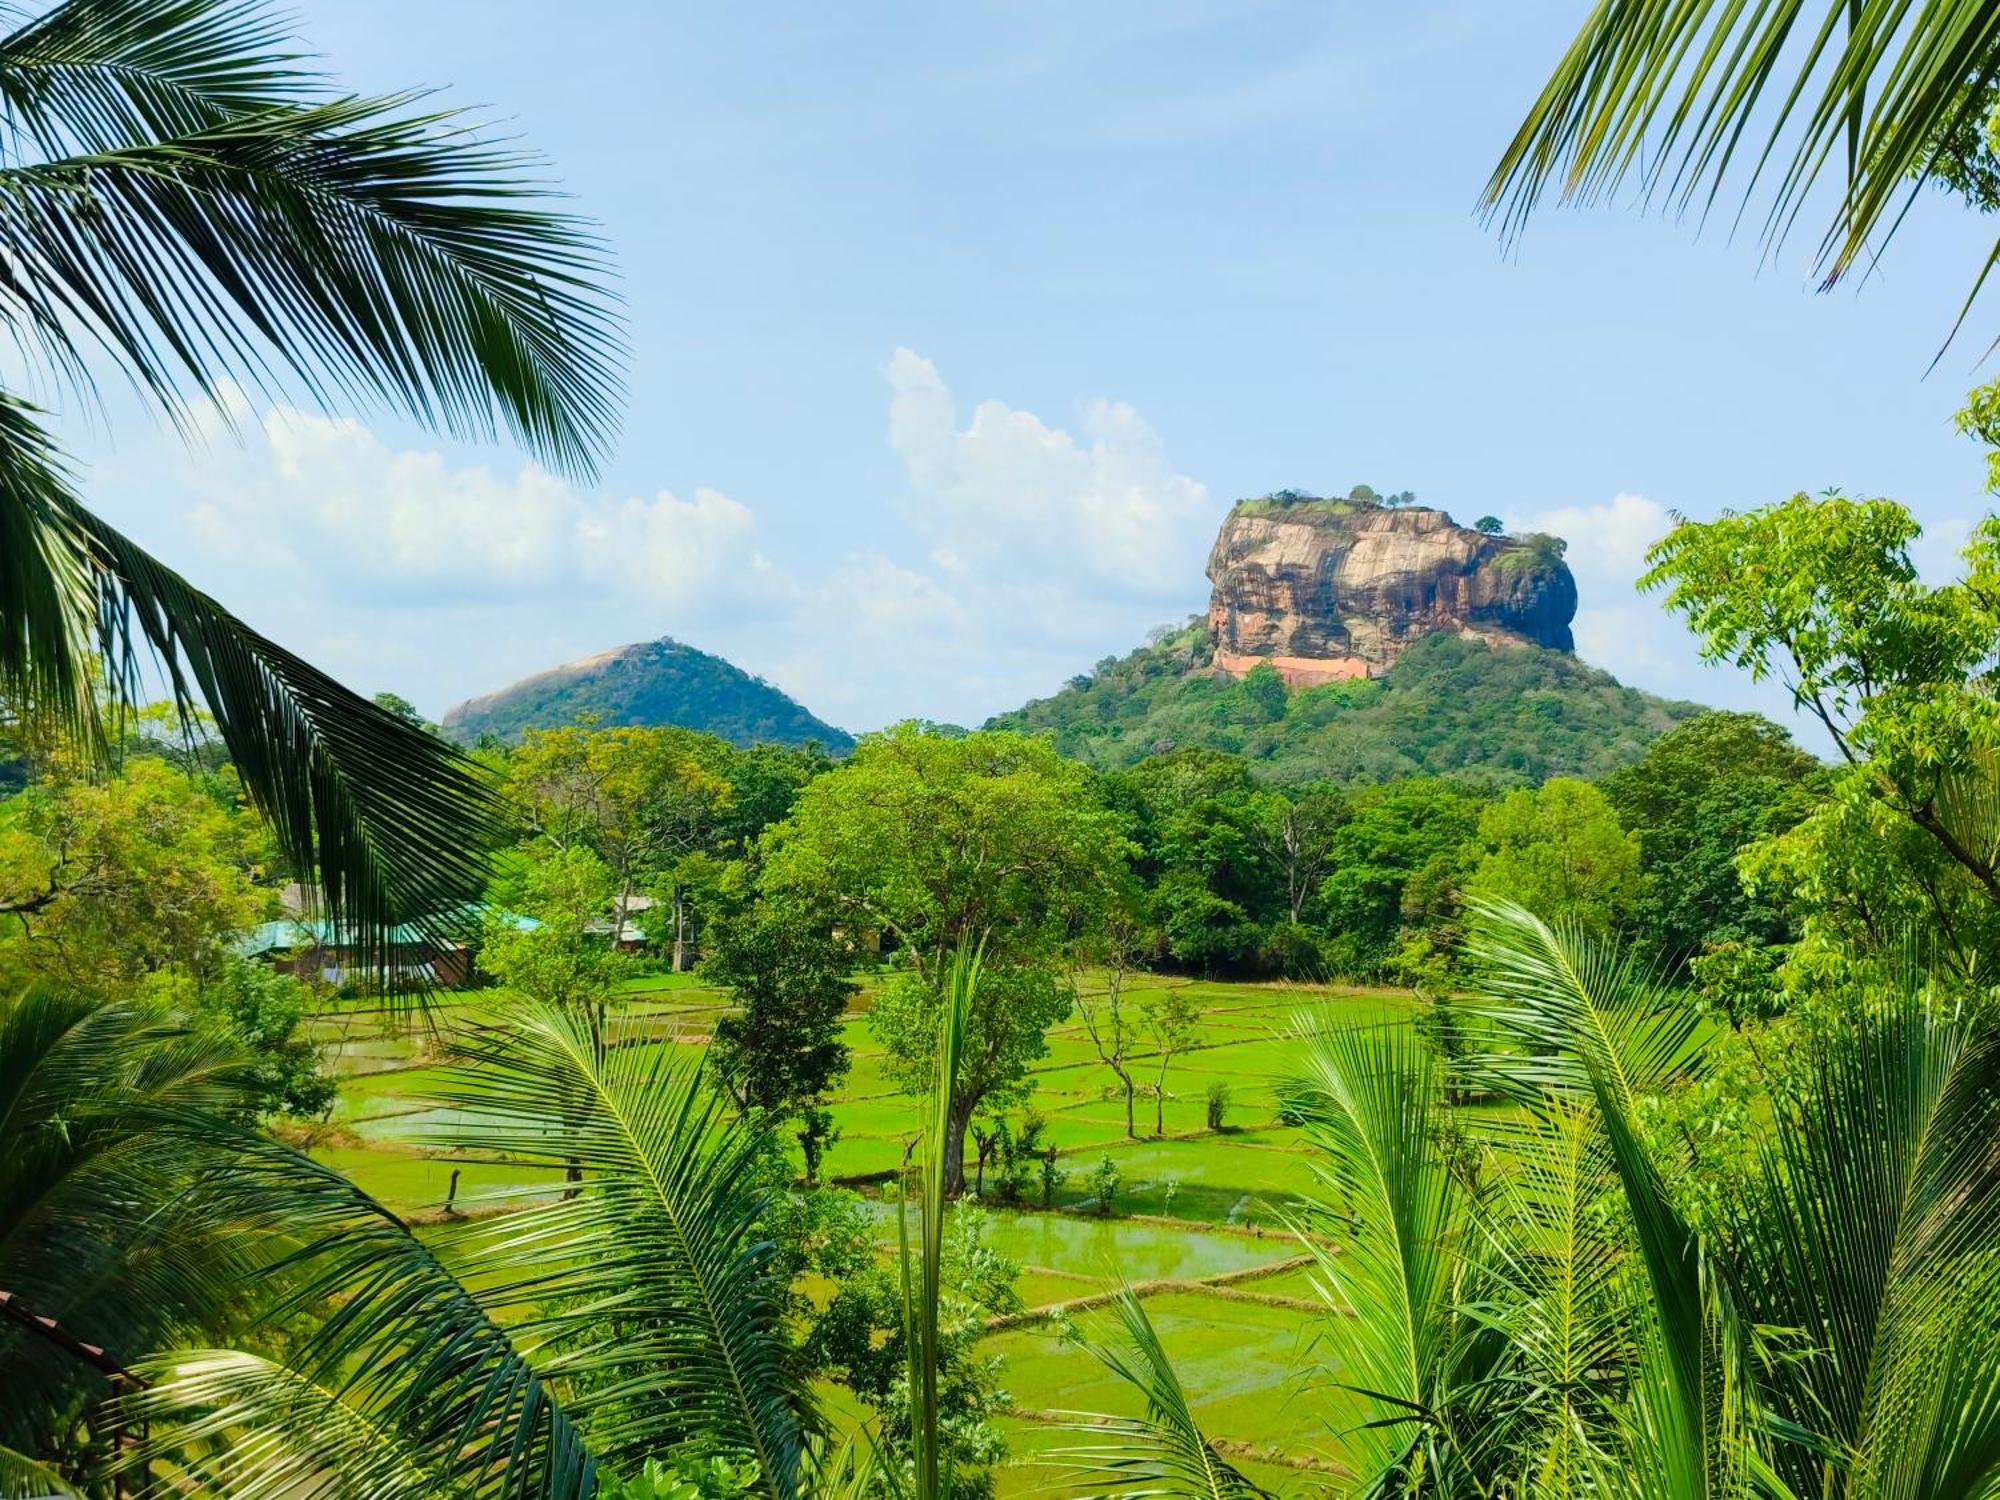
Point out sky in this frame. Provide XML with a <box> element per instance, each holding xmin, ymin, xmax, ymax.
<box><xmin>72</xmin><ymin>1</ymin><xmax>2000</xmax><ymax>743</ymax></box>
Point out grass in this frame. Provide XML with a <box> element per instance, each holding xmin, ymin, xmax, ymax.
<box><xmin>310</xmin><ymin>969</ymin><xmax>1411</xmax><ymax>1479</ymax></box>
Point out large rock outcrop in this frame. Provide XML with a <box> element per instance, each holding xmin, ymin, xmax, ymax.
<box><xmin>1205</xmin><ymin>498</ymin><xmax>1576</xmax><ymax>687</ymax></box>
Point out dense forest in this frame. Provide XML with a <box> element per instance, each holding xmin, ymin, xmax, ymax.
<box><xmin>992</xmin><ymin>626</ymin><xmax>1698</xmax><ymax>786</ymax></box>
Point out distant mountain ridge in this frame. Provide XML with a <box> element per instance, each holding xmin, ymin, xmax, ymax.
<box><xmin>442</xmin><ymin>637</ymin><xmax>854</xmax><ymax>750</ymax></box>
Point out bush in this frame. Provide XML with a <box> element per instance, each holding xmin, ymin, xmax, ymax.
<box><xmin>1039</xmin><ymin>1144</ymin><xmax>1064</xmax><ymax>1209</ymax></box>
<box><xmin>1205</xmin><ymin>1081</ymin><xmax>1231</xmax><ymax>1132</ymax></box>
<box><xmin>1087</xmin><ymin>1155</ymin><xmax>1121</xmax><ymax>1216</ymax></box>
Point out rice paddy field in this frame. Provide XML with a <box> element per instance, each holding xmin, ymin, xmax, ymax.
<box><xmin>303</xmin><ymin>971</ymin><xmax>1417</xmax><ymax>1493</ymax></box>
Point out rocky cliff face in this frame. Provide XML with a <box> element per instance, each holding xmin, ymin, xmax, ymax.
<box><xmin>1205</xmin><ymin>499</ymin><xmax>1576</xmax><ymax>686</ymax></box>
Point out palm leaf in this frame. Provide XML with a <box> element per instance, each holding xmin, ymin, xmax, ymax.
<box><xmin>115</xmin><ymin>1349</ymin><xmax>457</xmax><ymax>1500</ymax></box>
<box><xmin>0</xmin><ymin>0</ymin><xmax>624</xmax><ymax>473</ymax></box>
<box><xmin>0</xmin><ymin>1441</ymin><xmax>82</xmax><ymax>1499</ymax></box>
<box><xmin>1483</xmin><ymin>0</ymin><xmax>2000</xmax><ymax>347</ymax></box>
<box><xmin>1047</xmin><ymin>1287</ymin><xmax>1269</xmax><ymax>1499</ymax></box>
<box><xmin>1275</xmin><ymin>1012</ymin><xmax>1474</xmax><ymax>1491</ymax></box>
<box><xmin>1461</xmin><ymin>899</ymin><xmax>1751</xmax><ymax>1497</ymax></box>
<box><xmin>0</xmin><ymin>400</ymin><xmax>512</xmax><ymax>974</ymax></box>
<box><xmin>423</xmin><ymin>1002</ymin><xmax>812</xmax><ymax>1498</ymax></box>
<box><xmin>1726</xmin><ymin>992</ymin><xmax>2000</xmax><ymax>1499</ymax></box>
<box><xmin>138</xmin><ymin>1112</ymin><xmax>595</xmax><ymax>1499</ymax></box>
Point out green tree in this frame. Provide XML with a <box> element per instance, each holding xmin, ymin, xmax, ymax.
<box><xmin>1641</xmin><ymin>495</ymin><xmax>2000</xmax><ymax>980</ymax></box>
<box><xmin>1475</xmin><ymin>515</ymin><xmax>1504</xmax><ymax>534</ymax></box>
<box><xmin>0</xmin><ymin>0</ymin><xmax>619</xmax><ymax>968</ymax></box>
<box><xmin>0</xmin><ymin>756</ymin><xmax>265</xmax><ymax>992</ymax></box>
<box><xmin>1318</xmin><ymin>778</ymin><xmax>1485</xmax><ymax>976</ymax></box>
<box><xmin>759</xmin><ymin>724</ymin><xmax>1128</xmax><ymax>1193</ymax></box>
<box><xmin>478</xmin><ymin>844</ymin><xmax>630</xmax><ymax>1049</ymax></box>
<box><xmin>704</xmin><ymin>909</ymin><xmax>855</xmax><ymax>1182</ymax></box>
<box><xmin>1465</xmin><ymin>777</ymin><xmax>1646</xmax><ymax>938</ymax></box>
<box><xmin>1601</xmin><ymin>711</ymin><xmax>1823</xmax><ymax>964</ymax></box>
<box><xmin>1139</xmin><ymin>985</ymin><xmax>1203</xmax><ymax>1137</ymax></box>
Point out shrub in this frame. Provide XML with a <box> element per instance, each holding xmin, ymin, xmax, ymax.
<box><xmin>1039</xmin><ymin>1145</ymin><xmax>1064</xmax><ymax>1209</ymax></box>
<box><xmin>1206</xmin><ymin>1081</ymin><xmax>1231</xmax><ymax>1131</ymax></box>
<box><xmin>1088</xmin><ymin>1155</ymin><xmax>1121</xmax><ymax>1216</ymax></box>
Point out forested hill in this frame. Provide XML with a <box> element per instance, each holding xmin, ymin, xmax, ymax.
<box><xmin>443</xmin><ymin>637</ymin><xmax>855</xmax><ymax>750</ymax></box>
<box><xmin>989</xmin><ymin>622</ymin><xmax>1700</xmax><ymax>786</ymax></box>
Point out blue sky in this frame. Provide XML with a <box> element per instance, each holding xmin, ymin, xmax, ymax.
<box><xmin>78</xmin><ymin>1</ymin><xmax>1999</xmax><ymax>741</ymax></box>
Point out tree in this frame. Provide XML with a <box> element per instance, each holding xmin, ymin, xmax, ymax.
<box><xmin>704</xmin><ymin>909</ymin><xmax>855</xmax><ymax>1182</ymax></box>
<box><xmin>1249</xmin><ymin>784</ymin><xmax>1348</xmax><ymax>925</ymax></box>
<box><xmin>478</xmin><ymin>844</ymin><xmax>631</xmax><ymax>1051</ymax></box>
<box><xmin>0</xmin><ymin>755</ymin><xmax>265</xmax><ymax>991</ymax></box>
<box><xmin>1474</xmin><ymin>515</ymin><xmax>1504</xmax><ymax>534</ymax></box>
<box><xmin>1071</xmin><ymin>907</ymin><xmax>1147</xmax><ymax>1138</ymax></box>
<box><xmin>1601</xmin><ymin>711</ymin><xmax>1823</xmax><ymax>964</ymax></box>
<box><xmin>0</xmin><ymin>0</ymin><xmax>620</xmax><ymax>968</ymax></box>
<box><xmin>1484</xmin><ymin>0</ymin><xmax>2000</xmax><ymax>350</ymax></box>
<box><xmin>507</xmin><ymin>725</ymin><xmax>736</xmax><ymax>970</ymax></box>
<box><xmin>370</xmin><ymin>692</ymin><xmax>429</xmax><ymax>731</ymax></box>
<box><xmin>1465</xmin><ymin>777</ymin><xmax>1646</xmax><ymax>938</ymax></box>
<box><xmin>1641</xmin><ymin>495</ymin><xmax>2000</xmax><ymax>979</ymax></box>
<box><xmin>1318</xmin><ymin>778</ymin><xmax>1485</xmax><ymax>976</ymax></box>
<box><xmin>1139</xmin><ymin>986</ymin><xmax>1203</xmax><ymax>1137</ymax></box>
<box><xmin>1260</xmin><ymin>903</ymin><xmax>2000</xmax><ymax>1498</ymax></box>
<box><xmin>759</xmin><ymin>724</ymin><xmax>1129</xmax><ymax>1193</ymax></box>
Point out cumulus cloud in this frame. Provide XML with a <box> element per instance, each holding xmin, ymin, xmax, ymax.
<box><xmin>178</xmin><ymin>402</ymin><xmax>773</xmax><ymax>613</ymax></box>
<box><xmin>886</xmin><ymin>348</ymin><xmax>1215</xmax><ymax>598</ymax></box>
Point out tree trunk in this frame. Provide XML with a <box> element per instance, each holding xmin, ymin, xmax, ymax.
<box><xmin>942</xmin><ymin>1093</ymin><xmax>976</xmax><ymax>1197</ymax></box>
<box><xmin>1154</xmin><ymin>1076</ymin><xmax>1166</xmax><ymax>1137</ymax></box>
<box><xmin>671</xmin><ymin>885</ymin><xmax>689</xmax><ymax>972</ymax></box>
<box><xmin>1122</xmin><ymin>1074</ymin><xmax>1136</xmax><ymax>1138</ymax></box>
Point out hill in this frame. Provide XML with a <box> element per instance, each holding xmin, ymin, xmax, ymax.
<box><xmin>442</xmin><ymin>637</ymin><xmax>855</xmax><ymax>751</ymax></box>
<box><xmin>988</xmin><ymin>621</ymin><xmax>1699</xmax><ymax>787</ymax></box>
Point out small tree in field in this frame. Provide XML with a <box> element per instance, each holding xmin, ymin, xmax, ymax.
<box><xmin>1140</xmin><ymin>987</ymin><xmax>1203</xmax><ymax>1137</ymax></box>
<box><xmin>1072</xmin><ymin>910</ymin><xmax>1146</xmax><ymax>1137</ymax></box>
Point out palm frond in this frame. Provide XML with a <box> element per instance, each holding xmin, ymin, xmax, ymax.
<box><xmin>0</xmin><ymin>987</ymin><xmax>259</xmax><ymax>1453</ymax></box>
<box><xmin>1468</xmin><ymin>1100</ymin><xmax>1633</xmax><ymax>1494</ymax></box>
<box><xmin>1048</xmin><ymin>1287</ymin><xmax>1269</xmax><ymax>1499</ymax></box>
<box><xmin>1461</xmin><ymin>899</ymin><xmax>1748</xmax><ymax>1497</ymax></box>
<box><xmin>1275</xmin><ymin>1012</ymin><xmax>1472</xmax><ymax>1490</ymax></box>
<box><xmin>1482</xmin><ymin>0</ymin><xmax>2000</xmax><ymax>347</ymax></box>
<box><xmin>0</xmin><ymin>1441</ymin><xmax>82</xmax><ymax>1499</ymax></box>
<box><xmin>141</xmin><ymin>1111</ymin><xmax>595</xmax><ymax>1499</ymax></box>
<box><xmin>115</xmin><ymin>1349</ymin><xmax>453</xmax><ymax>1500</ymax></box>
<box><xmin>1727</xmin><ymin>992</ymin><xmax>2000</xmax><ymax>1499</ymax></box>
<box><xmin>897</xmin><ymin>944</ymin><xmax>976</xmax><ymax>1500</ymax></box>
<box><xmin>0</xmin><ymin>0</ymin><xmax>624</xmax><ymax>475</ymax></box>
<box><xmin>424</xmin><ymin>1002</ymin><xmax>813</xmax><ymax>1498</ymax></box>
<box><xmin>0</xmin><ymin>398</ymin><xmax>512</xmax><ymax>973</ymax></box>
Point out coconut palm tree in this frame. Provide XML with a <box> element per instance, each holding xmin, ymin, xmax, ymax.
<box><xmin>0</xmin><ymin>0</ymin><xmax>622</xmax><ymax>966</ymax></box>
<box><xmin>1485</xmin><ymin>2</ymin><xmax>2000</xmax><ymax>346</ymax></box>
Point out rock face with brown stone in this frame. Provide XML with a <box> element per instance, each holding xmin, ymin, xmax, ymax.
<box><xmin>1205</xmin><ymin>499</ymin><xmax>1576</xmax><ymax>687</ymax></box>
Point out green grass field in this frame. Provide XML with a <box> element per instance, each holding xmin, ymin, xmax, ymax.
<box><xmin>308</xmin><ymin>970</ymin><xmax>1409</xmax><ymax>1490</ymax></box>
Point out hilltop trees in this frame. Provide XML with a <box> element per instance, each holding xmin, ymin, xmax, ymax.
<box><xmin>760</xmin><ymin>725</ymin><xmax>1129</xmax><ymax>1193</ymax></box>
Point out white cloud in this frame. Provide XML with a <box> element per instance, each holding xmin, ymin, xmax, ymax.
<box><xmin>179</xmin><ymin>403</ymin><xmax>770</xmax><ymax>613</ymax></box>
<box><xmin>886</xmin><ymin>348</ymin><xmax>1215</xmax><ymax>598</ymax></box>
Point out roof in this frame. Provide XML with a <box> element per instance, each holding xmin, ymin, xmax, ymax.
<box><xmin>231</xmin><ymin>905</ymin><xmax>538</xmax><ymax>958</ymax></box>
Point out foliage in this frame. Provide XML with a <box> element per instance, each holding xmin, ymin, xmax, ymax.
<box><xmin>1205</xmin><ymin>1081</ymin><xmax>1230</xmax><ymax>1132</ymax></box>
<box><xmin>1087</xmin><ymin>1155</ymin><xmax>1122</xmax><ymax>1216</ymax></box>
<box><xmin>148</xmin><ymin>958</ymin><xmax>334</xmax><ymax>1123</ymax></box>
<box><xmin>1318</xmin><ymin>777</ymin><xmax>1484</xmax><ymax>976</ymax></box>
<box><xmin>1139</xmin><ymin>985</ymin><xmax>1204</xmax><ymax>1137</ymax></box>
<box><xmin>1465</xmin><ymin>776</ymin><xmax>1647</xmax><ymax>937</ymax></box>
<box><xmin>1642</xmin><ymin>494</ymin><xmax>2000</xmax><ymax>986</ymax></box>
<box><xmin>761</xmin><ymin>725</ymin><xmax>1129</xmax><ymax>1192</ymax></box>
<box><xmin>1601</xmin><ymin>711</ymin><xmax>1824</xmax><ymax>966</ymax></box>
<box><xmin>0</xmin><ymin>0</ymin><xmax>621</xmax><ymax>975</ymax></box>
<box><xmin>996</xmin><ymin>625</ymin><xmax>1696</xmax><ymax>787</ymax></box>
<box><xmin>1483</xmin><ymin>0</ymin><xmax>2000</xmax><ymax>351</ymax></box>
<box><xmin>705</xmin><ymin>909</ymin><xmax>855</xmax><ymax>1154</ymax></box>
<box><xmin>0</xmin><ymin>755</ymin><xmax>265</xmax><ymax>991</ymax></box>
<box><xmin>478</xmin><ymin>843</ymin><xmax>632</xmax><ymax>1039</ymax></box>
<box><xmin>445</xmin><ymin>637</ymin><xmax>854</xmax><ymax>752</ymax></box>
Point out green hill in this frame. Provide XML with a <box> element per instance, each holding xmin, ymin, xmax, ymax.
<box><xmin>442</xmin><ymin>637</ymin><xmax>854</xmax><ymax>751</ymax></box>
<box><xmin>989</xmin><ymin>622</ymin><xmax>1699</xmax><ymax>787</ymax></box>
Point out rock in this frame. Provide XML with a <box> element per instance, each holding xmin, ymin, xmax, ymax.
<box><xmin>1205</xmin><ymin>498</ymin><xmax>1576</xmax><ymax>686</ymax></box>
